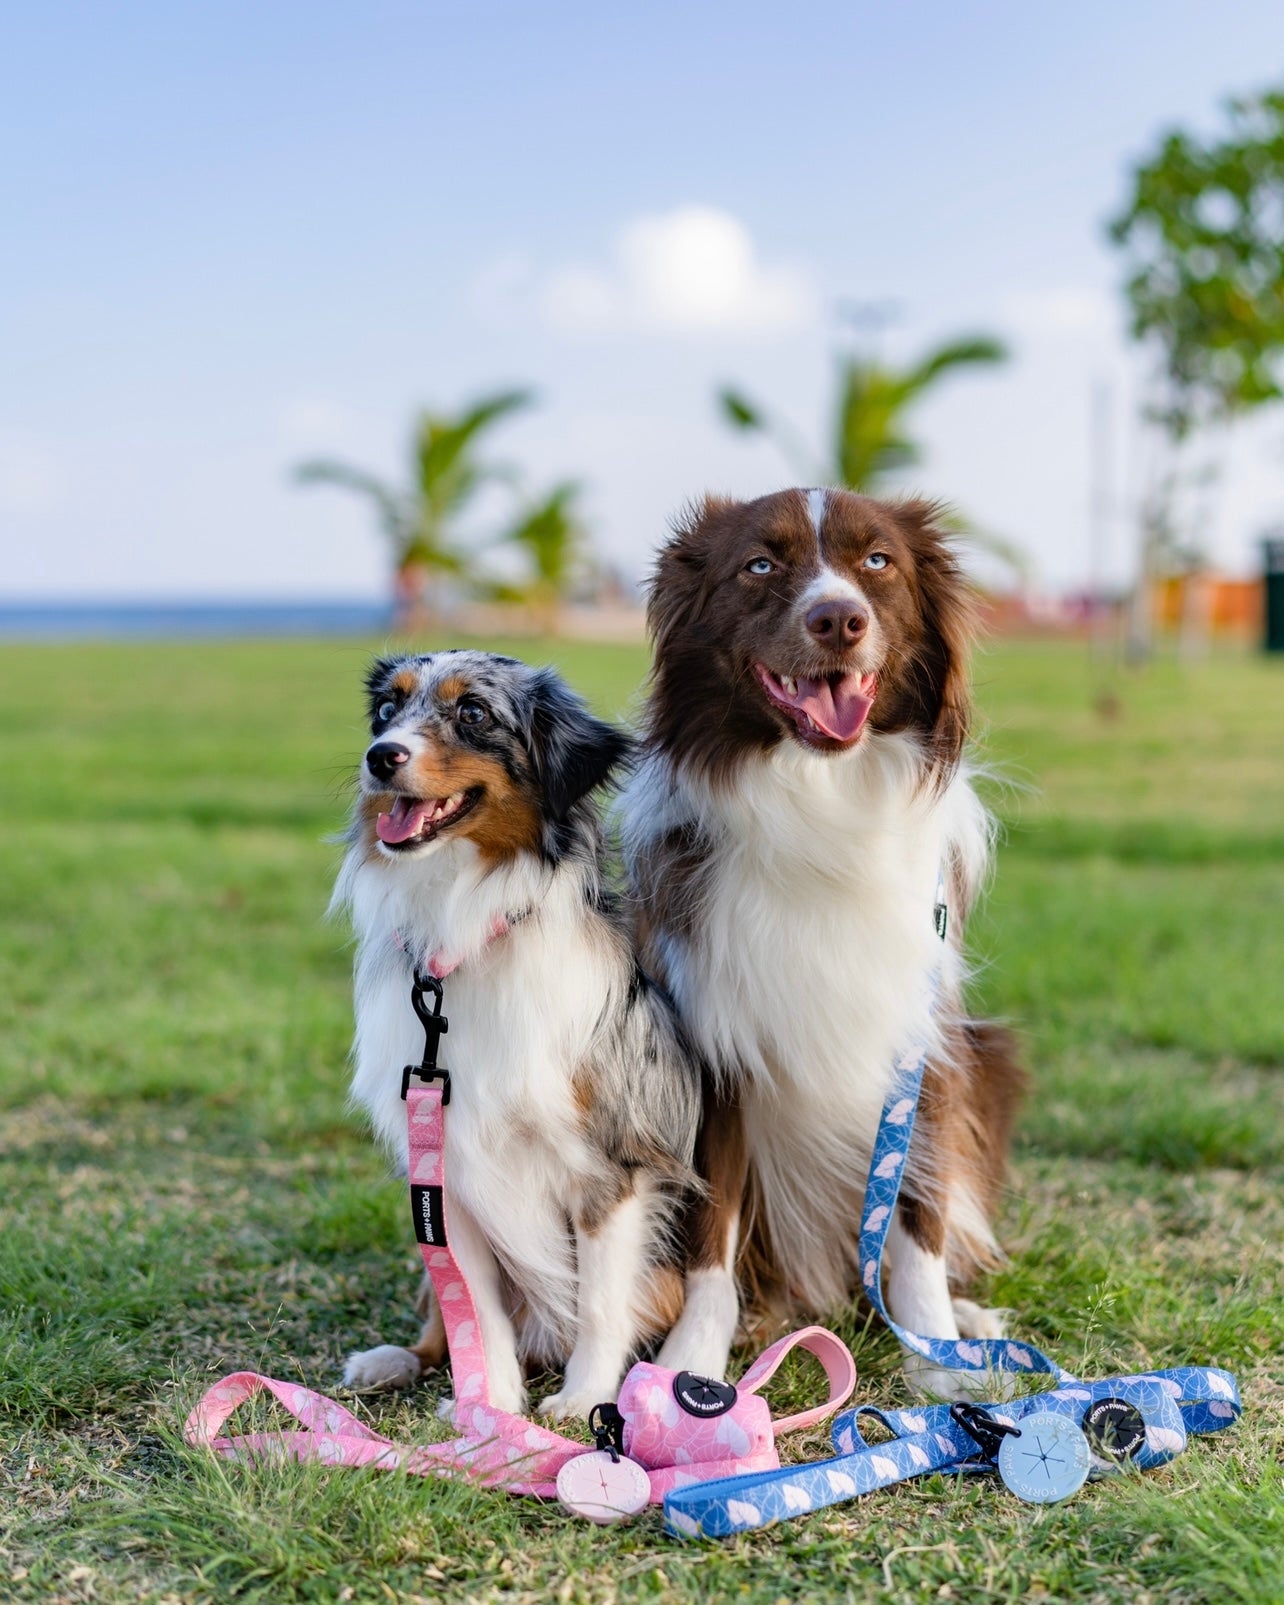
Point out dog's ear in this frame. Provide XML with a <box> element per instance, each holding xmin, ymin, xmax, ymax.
<box><xmin>891</xmin><ymin>500</ymin><xmax>976</xmax><ymax>780</ymax></box>
<box><xmin>526</xmin><ymin>669</ymin><xmax>633</xmax><ymax>820</ymax></box>
<box><xmin>647</xmin><ymin>495</ymin><xmax>738</xmax><ymax>651</ymax></box>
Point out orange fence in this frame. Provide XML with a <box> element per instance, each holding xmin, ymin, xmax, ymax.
<box><xmin>1153</xmin><ymin>576</ymin><xmax>1263</xmax><ymax>636</ymax></box>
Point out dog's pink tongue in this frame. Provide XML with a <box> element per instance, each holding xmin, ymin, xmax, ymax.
<box><xmin>376</xmin><ymin>796</ymin><xmax>434</xmax><ymax>844</ymax></box>
<box><xmin>792</xmin><ymin>674</ymin><xmax>875</xmax><ymax>742</ymax></box>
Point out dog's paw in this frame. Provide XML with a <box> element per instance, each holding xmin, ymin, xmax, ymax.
<box><xmin>951</xmin><ymin>1299</ymin><xmax>1008</xmax><ymax>1340</ymax></box>
<box><xmin>903</xmin><ymin>1352</ymin><xmax>1022</xmax><ymax>1403</ymax></box>
<box><xmin>903</xmin><ymin>1354</ymin><xmax>993</xmax><ymax>1403</ymax></box>
<box><xmin>538</xmin><ymin>1386</ymin><xmax>608</xmax><ymax>1423</ymax></box>
<box><xmin>443</xmin><ymin>1382</ymin><xmax>528</xmax><ymax>1419</ymax></box>
<box><xmin>343</xmin><ymin>1344</ymin><xmax>422</xmax><ymax>1391</ymax></box>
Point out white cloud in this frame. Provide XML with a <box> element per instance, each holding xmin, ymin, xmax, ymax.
<box><xmin>483</xmin><ymin>205</ymin><xmax>817</xmax><ymax>336</ymax></box>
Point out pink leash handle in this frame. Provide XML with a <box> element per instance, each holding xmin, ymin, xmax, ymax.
<box><xmin>183</xmin><ymin>1369</ymin><xmax>570</xmax><ymax>1490</ymax></box>
<box><xmin>736</xmin><ymin>1325</ymin><xmax>859</xmax><ymax>1436</ymax></box>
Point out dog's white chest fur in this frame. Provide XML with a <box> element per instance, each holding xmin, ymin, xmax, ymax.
<box><xmin>344</xmin><ymin>844</ymin><xmax>608</xmax><ymax>1345</ymax></box>
<box><xmin>624</xmin><ymin>733</ymin><xmax>987</xmax><ymax>1312</ymax></box>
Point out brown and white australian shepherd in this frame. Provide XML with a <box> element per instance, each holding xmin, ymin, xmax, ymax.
<box><xmin>335</xmin><ymin>652</ymin><xmax>700</xmax><ymax>1418</ymax></box>
<box><xmin>621</xmin><ymin>488</ymin><xmax>1024</xmax><ymax>1398</ymax></box>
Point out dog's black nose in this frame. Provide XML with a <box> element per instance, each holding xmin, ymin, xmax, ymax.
<box><xmin>366</xmin><ymin>742</ymin><xmax>411</xmax><ymax>781</ymax></box>
<box><xmin>805</xmin><ymin>599</ymin><xmax>868</xmax><ymax>645</ymax></box>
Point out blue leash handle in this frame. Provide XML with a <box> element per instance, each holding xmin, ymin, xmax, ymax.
<box><xmin>665</xmin><ymin>1367</ymin><xmax>1241</xmax><ymax>1538</ymax></box>
<box><xmin>836</xmin><ymin>1366</ymin><xmax>1242</xmax><ymax>1459</ymax></box>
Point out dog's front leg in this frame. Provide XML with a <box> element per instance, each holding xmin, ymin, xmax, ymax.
<box><xmin>885</xmin><ymin>1199</ymin><xmax>993</xmax><ymax>1400</ymax></box>
<box><xmin>343</xmin><ymin>1202</ymin><xmax>524</xmax><ymax>1410</ymax></box>
<box><xmin>654</xmin><ymin>1082</ymin><xmax>745</xmax><ymax>1381</ymax></box>
<box><xmin>439</xmin><ymin>1194</ymin><xmax>527</xmax><ymax>1416</ymax></box>
<box><xmin>539</xmin><ymin>1182</ymin><xmax>654</xmax><ymax>1421</ymax></box>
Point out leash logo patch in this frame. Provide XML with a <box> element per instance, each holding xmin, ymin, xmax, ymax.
<box><xmin>410</xmin><ymin>1184</ymin><xmax>447</xmax><ymax>1247</ymax></box>
<box><xmin>673</xmin><ymin>1372</ymin><xmax>738</xmax><ymax>1417</ymax></box>
<box><xmin>1081</xmin><ymin>1397</ymin><xmax>1146</xmax><ymax>1463</ymax></box>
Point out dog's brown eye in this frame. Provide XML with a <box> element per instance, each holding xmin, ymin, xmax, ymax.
<box><xmin>745</xmin><ymin>557</ymin><xmax>775</xmax><ymax>576</ymax></box>
<box><xmin>457</xmin><ymin>698</ymin><xmax>489</xmax><ymax>727</ymax></box>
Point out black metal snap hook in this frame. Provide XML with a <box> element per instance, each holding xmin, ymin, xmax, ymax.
<box><xmin>950</xmin><ymin>1401</ymin><xmax>1022</xmax><ymax>1462</ymax></box>
<box><xmin>411</xmin><ymin>971</ymin><xmax>447</xmax><ymax>1038</ymax></box>
<box><xmin>589</xmin><ymin>1402</ymin><xmax>625</xmax><ymax>1462</ymax></box>
<box><xmin>401</xmin><ymin>970</ymin><xmax>451</xmax><ymax>1103</ymax></box>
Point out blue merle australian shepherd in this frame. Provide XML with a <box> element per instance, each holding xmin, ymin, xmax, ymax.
<box><xmin>333</xmin><ymin>651</ymin><xmax>701</xmax><ymax>1420</ymax></box>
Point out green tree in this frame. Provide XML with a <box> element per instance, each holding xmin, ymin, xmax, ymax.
<box><xmin>295</xmin><ymin>389</ymin><xmax>533</xmax><ymax>630</ymax></box>
<box><xmin>719</xmin><ymin>336</ymin><xmax>1007</xmax><ymax>493</ymax></box>
<box><xmin>503</xmin><ymin>481</ymin><xmax>589</xmax><ymax>634</ymax></box>
<box><xmin>1109</xmin><ymin>87</ymin><xmax>1284</xmax><ymax>438</ymax></box>
<box><xmin>719</xmin><ymin>335</ymin><xmax>1024</xmax><ymax>575</ymax></box>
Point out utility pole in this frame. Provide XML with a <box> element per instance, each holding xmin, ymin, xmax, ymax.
<box><xmin>1088</xmin><ymin>378</ymin><xmax>1112</xmax><ymax>666</ymax></box>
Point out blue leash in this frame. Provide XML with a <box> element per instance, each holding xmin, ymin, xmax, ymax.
<box><xmin>664</xmin><ymin>876</ymin><xmax>1242</xmax><ymax>1539</ymax></box>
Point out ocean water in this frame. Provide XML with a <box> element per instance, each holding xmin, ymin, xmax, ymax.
<box><xmin>0</xmin><ymin>601</ymin><xmax>392</xmax><ymax>639</ymax></box>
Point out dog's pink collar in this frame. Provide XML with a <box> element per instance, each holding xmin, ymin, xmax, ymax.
<box><xmin>394</xmin><ymin>909</ymin><xmax>528</xmax><ymax>980</ymax></box>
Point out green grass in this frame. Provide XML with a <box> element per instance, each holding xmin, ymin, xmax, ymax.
<box><xmin>1</xmin><ymin>635</ymin><xmax>1281</xmax><ymax>1604</ymax></box>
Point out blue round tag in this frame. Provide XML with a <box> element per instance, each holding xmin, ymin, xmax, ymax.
<box><xmin>997</xmin><ymin>1410</ymin><xmax>1092</xmax><ymax>1503</ymax></box>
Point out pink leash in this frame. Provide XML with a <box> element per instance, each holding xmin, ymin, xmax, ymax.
<box><xmin>187</xmin><ymin>976</ymin><xmax>856</xmax><ymax>1503</ymax></box>
<box><xmin>189</xmin><ymin>1082</ymin><xmax>596</xmax><ymax>1495</ymax></box>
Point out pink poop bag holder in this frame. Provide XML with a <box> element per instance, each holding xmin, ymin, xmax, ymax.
<box><xmin>608</xmin><ymin>1324</ymin><xmax>855</xmax><ymax>1495</ymax></box>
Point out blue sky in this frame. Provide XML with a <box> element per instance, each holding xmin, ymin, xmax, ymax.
<box><xmin>3</xmin><ymin>1</ymin><xmax>1283</xmax><ymax>598</ymax></box>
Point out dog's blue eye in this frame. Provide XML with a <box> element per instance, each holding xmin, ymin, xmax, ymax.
<box><xmin>864</xmin><ymin>552</ymin><xmax>890</xmax><ymax>570</ymax></box>
<box><xmin>457</xmin><ymin>698</ymin><xmax>488</xmax><ymax>727</ymax></box>
<box><xmin>745</xmin><ymin>557</ymin><xmax>774</xmax><ymax>575</ymax></box>
<box><xmin>376</xmin><ymin>700</ymin><xmax>397</xmax><ymax>723</ymax></box>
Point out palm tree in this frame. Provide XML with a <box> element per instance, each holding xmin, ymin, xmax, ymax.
<box><xmin>295</xmin><ymin>389</ymin><xmax>533</xmax><ymax>631</ymax></box>
<box><xmin>503</xmin><ymin>481</ymin><xmax>589</xmax><ymax>635</ymax></box>
<box><xmin>719</xmin><ymin>336</ymin><xmax>1028</xmax><ymax>578</ymax></box>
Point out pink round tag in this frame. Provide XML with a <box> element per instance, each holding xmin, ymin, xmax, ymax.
<box><xmin>555</xmin><ymin>1450</ymin><xmax>650</xmax><ymax>1524</ymax></box>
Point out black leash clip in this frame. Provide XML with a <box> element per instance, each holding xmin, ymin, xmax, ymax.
<box><xmin>400</xmin><ymin>970</ymin><xmax>452</xmax><ymax>1103</ymax></box>
<box><xmin>950</xmin><ymin>1401</ymin><xmax>1022</xmax><ymax>1462</ymax></box>
<box><xmin>588</xmin><ymin>1402</ymin><xmax>626</xmax><ymax>1463</ymax></box>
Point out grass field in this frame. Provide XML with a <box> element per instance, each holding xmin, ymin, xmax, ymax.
<box><xmin>2</xmin><ymin>635</ymin><xmax>1281</xmax><ymax>1605</ymax></box>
